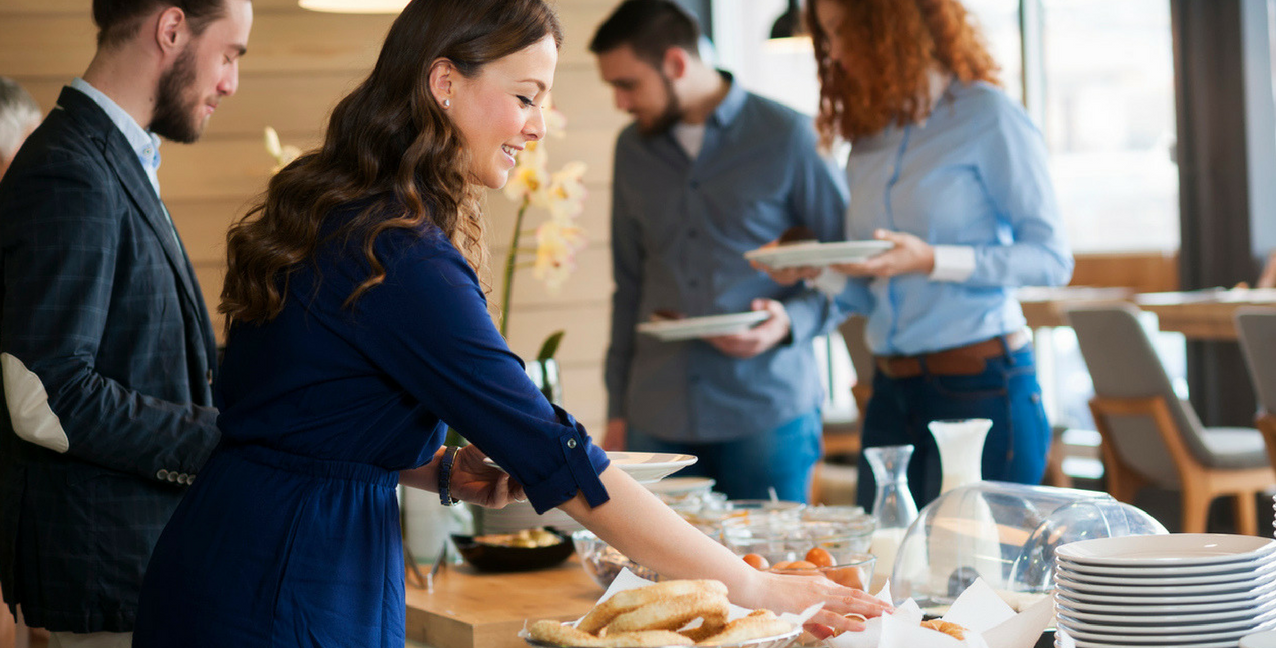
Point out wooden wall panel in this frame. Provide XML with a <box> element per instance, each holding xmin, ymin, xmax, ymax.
<box><xmin>1070</xmin><ymin>251</ymin><xmax>1180</xmax><ymax>293</ymax></box>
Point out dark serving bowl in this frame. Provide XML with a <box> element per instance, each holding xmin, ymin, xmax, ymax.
<box><xmin>451</xmin><ymin>528</ymin><xmax>574</xmax><ymax>572</ymax></box>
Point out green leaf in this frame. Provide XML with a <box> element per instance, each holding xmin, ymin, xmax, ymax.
<box><xmin>536</xmin><ymin>330</ymin><xmax>566</xmax><ymax>362</ymax></box>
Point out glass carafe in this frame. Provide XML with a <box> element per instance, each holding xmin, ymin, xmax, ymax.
<box><xmin>927</xmin><ymin>418</ymin><xmax>992</xmax><ymax>494</ymax></box>
<box><xmin>864</xmin><ymin>445</ymin><xmax>918</xmax><ymax>582</ymax></box>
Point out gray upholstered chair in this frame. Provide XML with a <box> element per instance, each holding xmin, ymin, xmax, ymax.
<box><xmin>1067</xmin><ymin>303</ymin><xmax>1272</xmax><ymax>534</ymax></box>
<box><xmin>1236</xmin><ymin>307</ymin><xmax>1276</xmax><ymax>472</ymax></box>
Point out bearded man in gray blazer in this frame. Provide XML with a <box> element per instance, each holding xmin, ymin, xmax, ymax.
<box><xmin>0</xmin><ymin>1</ymin><xmax>252</xmax><ymax>645</ymax></box>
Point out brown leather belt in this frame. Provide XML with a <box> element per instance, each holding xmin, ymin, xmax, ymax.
<box><xmin>875</xmin><ymin>330</ymin><xmax>1030</xmax><ymax>379</ymax></box>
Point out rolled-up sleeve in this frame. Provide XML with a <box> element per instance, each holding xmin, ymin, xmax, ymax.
<box><xmin>350</xmin><ymin>230</ymin><xmax>610</xmax><ymax>514</ymax></box>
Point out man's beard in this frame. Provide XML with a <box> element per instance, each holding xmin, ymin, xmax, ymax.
<box><xmin>150</xmin><ymin>47</ymin><xmax>203</xmax><ymax>143</ymax></box>
<box><xmin>637</xmin><ymin>73</ymin><xmax>683</xmax><ymax>137</ymax></box>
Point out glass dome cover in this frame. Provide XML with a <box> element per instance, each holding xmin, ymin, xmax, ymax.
<box><xmin>890</xmin><ymin>481</ymin><xmax>1167</xmax><ymax>610</ymax></box>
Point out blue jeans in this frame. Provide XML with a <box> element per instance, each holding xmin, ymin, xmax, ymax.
<box><xmin>627</xmin><ymin>410</ymin><xmax>822</xmax><ymax>503</ymax></box>
<box><xmin>855</xmin><ymin>344</ymin><xmax>1051</xmax><ymax>512</ymax></box>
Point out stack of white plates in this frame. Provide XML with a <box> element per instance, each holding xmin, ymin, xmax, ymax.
<box><xmin>1054</xmin><ymin>534</ymin><xmax>1276</xmax><ymax>648</ymax></box>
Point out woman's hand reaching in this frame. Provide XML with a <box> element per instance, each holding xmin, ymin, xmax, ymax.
<box><xmin>449</xmin><ymin>445</ymin><xmax>526</xmax><ymax>508</ymax></box>
<box><xmin>735</xmin><ymin>569</ymin><xmax>892</xmax><ymax>639</ymax></box>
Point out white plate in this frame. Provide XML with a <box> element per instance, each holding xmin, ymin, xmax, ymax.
<box><xmin>644</xmin><ymin>476</ymin><xmax>715</xmax><ymax>497</ymax></box>
<box><xmin>1057</xmin><ymin>551</ymin><xmax>1275</xmax><ymax>576</ymax></box>
<box><xmin>1056</xmin><ymin>533</ymin><xmax>1276</xmax><ymax>566</ymax></box>
<box><xmin>486</xmin><ymin>451</ymin><xmax>697</xmax><ymax>483</ymax></box>
<box><xmin>1057</xmin><ymin>616</ymin><xmax>1276</xmax><ymax>644</ymax></box>
<box><xmin>1062</xmin><ymin>630</ymin><xmax>1251</xmax><ymax>648</ymax></box>
<box><xmin>1055</xmin><ymin>606</ymin><xmax>1276</xmax><ymax>633</ymax></box>
<box><xmin>1055</xmin><ymin>587</ymin><xmax>1276</xmax><ymax>614</ymax></box>
<box><xmin>636</xmin><ymin>312</ymin><xmax>770</xmax><ymax>341</ymax></box>
<box><xmin>1055</xmin><ymin>573</ymin><xmax>1272</xmax><ymax>597</ymax></box>
<box><xmin>743</xmin><ymin>240</ymin><xmax>893</xmax><ymax>269</ymax></box>
<box><xmin>1055</xmin><ymin>557</ymin><xmax>1276</xmax><ymax>585</ymax></box>
<box><xmin>1053</xmin><ymin>576</ymin><xmax>1276</xmax><ymax>604</ymax></box>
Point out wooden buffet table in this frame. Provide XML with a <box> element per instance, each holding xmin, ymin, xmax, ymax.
<box><xmin>1134</xmin><ymin>288</ymin><xmax>1276</xmax><ymax>340</ymax></box>
<box><xmin>404</xmin><ymin>557</ymin><xmax>600</xmax><ymax>648</ymax></box>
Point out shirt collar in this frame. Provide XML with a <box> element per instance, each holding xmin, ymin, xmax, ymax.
<box><xmin>70</xmin><ymin>78</ymin><xmax>163</xmax><ymax>174</ymax></box>
<box><xmin>706</xmin><ymin>70</ymin><xmax>747</xmax><ymax>129</ymax></box>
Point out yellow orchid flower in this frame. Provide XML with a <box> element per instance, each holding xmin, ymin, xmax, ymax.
<box><xmin>263</xmin><ymin>126</ymin><xmax>301</xmax><ymax>173</ymax></box>
<box><xmin>533</xmin><ymin>217</ymin><xmax>587</xmax><ymax>292</ymax></box>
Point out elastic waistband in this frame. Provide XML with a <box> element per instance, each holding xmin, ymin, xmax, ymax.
<box><xmin>218</xmin><ymin>442</ymin><xmax>399</xmax><ymax>487</ymax></box>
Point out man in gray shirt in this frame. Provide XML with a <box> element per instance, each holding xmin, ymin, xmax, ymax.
<box><xmin>590</xmin><ymin>0</ymin><xmax>849</xmax><ymax>501</ymax></box>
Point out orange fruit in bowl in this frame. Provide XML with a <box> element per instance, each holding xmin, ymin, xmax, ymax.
<box><xmin>783</xmin><ymin>560</ymin><xmax>819</xmax><ymax>570</ymax></box>
<box><xmin>804</xmin><ymin>547</ymin><xmax>834</xmax><ymax>568</ymax></box>
<box><xmin>741</xmin><ymin>553</ymin><xmax>770</xmax><ymax>570</ymax></box>
<box><xmin>823</xmin><ymin>565</ymin><xmax>866</xmax><ymax>590</ymax></box>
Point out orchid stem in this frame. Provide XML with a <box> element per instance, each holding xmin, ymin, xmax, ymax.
<box><xmin>500</xmin><ymin>200</ymin><xmax>530</xmax><ymax>339</ymax></box>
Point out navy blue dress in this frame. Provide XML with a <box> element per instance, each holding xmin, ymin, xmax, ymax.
<box><xmin>133</xmin><ymin>212</ymin><xmax>611</xmax><ymax>647</ymax></box>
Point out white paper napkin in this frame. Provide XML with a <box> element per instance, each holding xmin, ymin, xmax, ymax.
<box><xmin>824</xmin><ymin>578</ymin><xmax>1053</xmax><ymax>648</ymax></box>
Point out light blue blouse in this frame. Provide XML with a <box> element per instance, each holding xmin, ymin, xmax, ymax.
<box><xmin>830</xmin><ymin>80</ymin><xmax>1073</xmax><ymax>355</ymax></box>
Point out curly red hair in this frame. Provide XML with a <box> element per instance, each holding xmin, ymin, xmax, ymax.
<box><xmin>807</xmin><ymin>0</ymin><xmax>1001</xmax><ymax>145</ymax></box>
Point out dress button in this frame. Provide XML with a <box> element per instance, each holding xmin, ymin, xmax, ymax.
<box><xmin>157</xmin><ymin>469</ymin><xmax>169</xmax><ymax>480</ymax></box>
<box><xmin>566</xmin><ymin>438</ymin><xmax>578</xmax><ymax>449</ymax></box>
<box><xmin>168</xmin><ymin>472</ymin><xmax>178</xmax><ymax>482</ymax></box>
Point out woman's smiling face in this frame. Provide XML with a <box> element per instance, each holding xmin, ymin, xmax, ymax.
<box><xmin>443</xmin><ymin>34</ymin><xmax>558</xmax><ymax>189</ymax></box>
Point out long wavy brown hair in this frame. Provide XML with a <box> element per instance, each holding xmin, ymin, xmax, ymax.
<box><xmin>806</xmin><ymin>0</ymin><xmax>1000</xmax><ymax>145</ymax></box>
<box><xmin>220</xmin><ymin>0</ymin><xmax>563</xmax><ymax>331</ymax></box>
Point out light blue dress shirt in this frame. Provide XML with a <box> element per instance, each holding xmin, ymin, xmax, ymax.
<box><xmin>605</xmin><ymin>76</ymin><xmax>850</xmax><ymax>443</ymax></box>
<box><xmin>70</xmin><ymin>78</ymin><xmax>163</xmax><ymax>198</ymax></box>
<box><xmin>829</xmin><ymin>80</ymin><xmax>1073</xmax><ymax>355</ymax></box>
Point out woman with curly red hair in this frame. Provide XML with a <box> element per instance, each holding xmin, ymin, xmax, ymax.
<box><xmin>760</xmin><ymin>0</ymin><xmax>1073</xmax><ymax>511</ymax></box>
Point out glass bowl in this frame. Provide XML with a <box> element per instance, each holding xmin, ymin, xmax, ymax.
<box><xmin>721</xmin><ymin>517</ymin><xmax>873</xmax><ymax>566</ymax></box>
<box><xmin>768</xmin><ymin>552</ymin><xmax>876</xmax><ymax>591</ymax></box>
<box><xmin>673</xmin><ymin>497</ymin><xmax>803</xmax><ymax>539</ymax></box>
<box><xmin>570</xmin><ymin>529</ymin><xmax>660</xmax><ymax>590</ymax></box>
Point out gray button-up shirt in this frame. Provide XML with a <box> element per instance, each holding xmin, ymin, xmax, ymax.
<box><xmin>604</xmin><ymin>77</ymin><xmax>849</xmax><ymax>443</ymax></box>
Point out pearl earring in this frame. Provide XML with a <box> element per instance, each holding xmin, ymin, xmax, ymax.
<box><xmin>442</xmin><ymin>98</ymin><xmax>451</xmax><ymax>109</ymax></box>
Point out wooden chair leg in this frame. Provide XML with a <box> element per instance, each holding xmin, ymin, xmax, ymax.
<box><xmin>1181</xmin><ymin>488</ymin><xmax>1211</xmax><ymax>534</ymax></box>
<box><xmin>809</xmin><ymin>461</ymin><xmax>823</xmax><ymax>505</ymax></box>
<box><xmin>1042</xmin><ymin>430</ymin><xmax>1070</xmax><ymax>488</ymax></box>
<box><xmin>1234</xmin><ymin>491</ymin><xmax>1259</xmax><ymax>536</ymax></box>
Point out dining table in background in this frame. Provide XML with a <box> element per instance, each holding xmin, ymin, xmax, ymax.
<box><xmin>1016</xmin><ymin>286</ymin><xmax>1136</xmax><ymax>329</ymax></box>
<box><xmin>1134</xmin><ymin>288</ymin><xmax>1276</xmax><ymax>340</ymax></box>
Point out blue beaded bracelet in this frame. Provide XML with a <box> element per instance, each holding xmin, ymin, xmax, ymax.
<box><xmin>438</xmin><ymin>446</ymin><xmax>461</xmax><ymax>506</ymax></box>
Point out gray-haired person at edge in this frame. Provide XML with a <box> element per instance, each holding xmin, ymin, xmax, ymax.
<box><xmin>0</xmin><ymin>77</ymin><xmax>42</xmax><ymax>179</ymax></box>
<box><xmin>0</xmin><ymin>1</ymin><xmax>252</xmax><ymax>646</ymax></box>
<box><xmin>592</xmin><ymin>0</ymin><xmax>851</xmax><ymax>503</ymax></box>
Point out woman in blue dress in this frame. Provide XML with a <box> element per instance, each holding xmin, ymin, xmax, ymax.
<box><xmin>131</xmin><ymin>1</ymin><xmax>890</xmax><ymax>646</ymax></box>
<box><xmin>756</xmin><ymin>0</ymin><xmax>1072</xmax><ymax>510</ymax></box>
